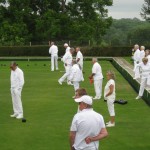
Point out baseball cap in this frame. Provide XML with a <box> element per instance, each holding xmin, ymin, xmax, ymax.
<box><xmin>75</xmin><ymin>95</ymin><xmax>93</xmax><ymax>105</ymax></box>
<box><xmin>64</xmin><ymin>43</ymin><xmax>68</xmax><ymax>47</ymax></box>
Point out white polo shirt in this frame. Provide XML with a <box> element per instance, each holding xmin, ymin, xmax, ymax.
<box><xmin>69</xmin><ymin>64</ymin><xmax>82</xmax><ymax>82</ymax></box>
<box><xmin>136</xmin><ymin>62</ymin><xmax>150</xmax><ymax>78</ymax></box>
<box><xmin>70</xmin><ymin>108</ymin><xmax>105</xmax><ymax>150</ymax></box>
<box><xmin>49</xmin><ymin>45</ymin><xmax>58</xmax><ymax>56</ymax></box>
<box><xmin>139</xmin><ymin>50</ymin><xmax>145</xmax><ymax>63</ymax></box>
<box><xmin>62</xmin><ymin>51</ymin><xmax>72</xmax><ymax>66</ymax></box>
<box><xmin>92</xmin><ymin>62</ymin><xmax>103</xmax><ymax>80</ymax></box>
<box><xmin>65</xmin><ymin>46</ymin><xmax>70</xmax><ymax>53</ymax></box>
<box><xmin>133</xmin><ymin>49</ymin><xmax>140</xmax><ymax>63</ymax></box>
<box><xmin>11</xmin><ymin>67</ymin><xmax>24</xmax><ymax>89</ymax></box>
<box><xmin>104</xmin><ymin>79</ymin><xmax>115</xmax><ymax>100</ymax></box>
<box><xmin>76</xmin><ymin>51</ymin><xmax>83</xmax><ymax>69</ymax></box>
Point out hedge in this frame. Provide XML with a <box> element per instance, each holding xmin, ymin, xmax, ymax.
<box><xmin>0</xmin><ymin>46</ymin><xmax>133</xmax><ymax>57</ymax></box>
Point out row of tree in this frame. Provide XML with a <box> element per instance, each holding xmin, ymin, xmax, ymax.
<box><xmin>101</xmin><ymin>18</ymin><xmax>150</xmax><ymax>46</ymax></box>
<box><xmin>0</xmin><ymin>0</ymin><xmax>113</xmax><ymax>46</ymax></box>
<box><xmin>0</xmin><ymin>0</ymin><xmax>149</xmax><ymax>46</ymax></box>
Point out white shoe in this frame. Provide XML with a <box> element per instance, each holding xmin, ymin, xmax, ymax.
<box><xmin>93</xmin><ymin>96</ymin><xmax>101</xmax><ymax>100</ymax></box>
<box><xmin>67</xmin><ymin>81</ymin><xmax>73</xmax><ymax>85</ymax></box>
<box><xmin>135</xmin><ymin>96</ymin><xmax>141</xmax><ymax>100</ymax></box>
<box><xmin>16</xmin><ymin>115</ymin><xmax>23</xmax><ymax>119</ymax></box>
<box><xmin>10</xmin><ymin>114</ymin><xmax>18</xmax><ymax>118</ymax></box>
<box><xmin>106</xmin><ymin>121</ymin><xmax>111</xmax><ymax>125</ymax></box>
<box><xmin>106</xmin><ymin>122</ymin><xmax>115</xmax><ymax>127</ymax></box>
<box><xmin>58</xmin><ymin>80</ymin><xmax>62</xmax><ymax>85</ymax></box>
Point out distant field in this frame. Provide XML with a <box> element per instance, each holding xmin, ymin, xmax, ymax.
<box><xmin>0</xmin><ymin>60</ymin><xmax>150</xmax><ymax>150</ymax></box>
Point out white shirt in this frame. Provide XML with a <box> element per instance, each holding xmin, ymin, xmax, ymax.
<box><xmin>65</xmin><ymin>46</ymin><xmax>70</xmax><ymax>53</ymax></box>
<box><xmin>62</xmin><ymin>51</ymin><xmax>72</xmax><ymax>66</ymax></box>
<box><xmin>76</xmin><ymin>51</ymin><xmax>83</xmax><ymax>69</ymax></box>
<box><xmin>139</xmin><ymin>50</ymin><xmax>145</xmax><ymax>63</ymax></box>
<box><xmin>133</xmin><ymin>49</ymin><xmax>140</xmax><ymax>63</ymax></box>
<box><xmin>69</xmin><ymin>64</ymin><xmax>82</xmax><ymax>82</ymax></box>
<box><xmin>92</xmin><ymin>62</ymin><xmax>103</xmax><ymax>80</ymax></box>
<box><xmin>70</xmin><ymin>109</ymin><xmax>105</xmax><ymax>150</ymax></box>
<box><xmin>146</xmin><ymin>55</ymin><xmax>150</xmax><ymax>63</ymax></box>
<box><xmin>136</xmin><ymin>62</ymin><xmax>150</xmax><ymax>79</ymax></box>
<box><xmin>104</xmin><ymin>79</ymin><xmax>115</xmax><ymax>100</ymax></box>
<box><xmin>11</xmin><ymin>67</ymin><xmax>24</xmax><ymax>89</ymax></box>
<box><xmin>49</xmin><ymin>45</ymin><xmax>58</xmax><ymax>56</ymax></box>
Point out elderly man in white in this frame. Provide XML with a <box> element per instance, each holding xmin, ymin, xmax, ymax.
<box><xmin>64</xmin><ymin>43</ymin><xmax>70</xmax><ymax>53</ymax></box>
<box><xmin>89</xmin><ymin>58</ymin><xmax>103</xmax><ymax>100</ymax></box>
<box><xmin>68</xmin><ymin>60</ymin><xmax>82</xmax><ymax>97</ymax></box>
<box><xmin>58</xmin><ymin>48</ymin><xmax>74</xmax><ymax>85</ymax></box>
<box><xmin>76</xmin><ymin>47</ymin><xmax>84</xmax><ymax>81</ymax></box>
<box><xmin>49</xmin><ymin>42</ymin><xmax>58</xmax><ymax>71</ymax></box>
<box><xmin>10</xmin><ymin>62</ymin><xmax>24</xmax><ymax>119</ymax></box>
<box><xmin>69</xmin><ymin>95</ymin><xmax>108</xmax><ymax>150</ymax></box>
<box><xmin>135</xmin><ymin>57</ymin><xmax>150</xmax><ymax>99</ymax></box>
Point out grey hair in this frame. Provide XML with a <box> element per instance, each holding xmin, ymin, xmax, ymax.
<box><xmin>72</xmin><ymin>59</ymin><xmax>77</xmax><ymax>64</ymax></box>
<box><xmin>92</xmin><ymin>57</ymin><xmax>97</xmax><ymax>62</ymax></box>
<box><xmin>140</xmin><ymin>46</ymin><xmax>145</xmax><ymax>50</ymax></box>
<box><xmin>107</xmin><ymin>70</ymin><xmax>115</xmax><ymax>80</ymax></box>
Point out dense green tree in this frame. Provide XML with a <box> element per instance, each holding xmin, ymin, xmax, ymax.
<box><xmin>0</xmin><ymin>0</ymin><xmax>112</xmax><ymax>45</ymax></box>
<box><xmin>102</xmin><ymin>18</ymin><xmax>149</xmax><ymax>46</ymax></box>
<box><xmin>67</xmin><ymin>0</ymin><xmax>113</xmax><ymax>44</ymax></box>
<box><xmin>127</xmin><ymin>24</ymin><xmax>150</xmax><ymax>46</ymax></box>
<box><xmin>141</xmin><ymin>0</ymin><xmax>150</xmax><ymax>22</ymax></box>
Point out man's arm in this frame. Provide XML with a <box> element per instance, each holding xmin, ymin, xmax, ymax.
<box><xmin>85</xmin><ymin>128</ymin><xmax>108</xmax><ymax>144</ymax></box>
<box><xmin>89</xmin><ymin>73</ymin><xmax>95</xmax><ymax>79</ymax></box>
<box><xmin>76</xmin><ymin>58</ymin><xmax>80</xmax><ymax>63</ymax></box>
<box><xmin>69</xmin><ymin>131</ymin><xmax>76</xmax><ymax>150</ymax></box>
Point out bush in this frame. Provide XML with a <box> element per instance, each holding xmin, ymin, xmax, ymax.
<box><xmin>0</xmin><ymin>46</ymin><xmax>136</xmax><ymax>57</ymax></box>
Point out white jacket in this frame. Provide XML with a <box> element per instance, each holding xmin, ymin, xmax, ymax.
<box><xmin>69</xmin><ymin>64</ymin><xmax>82</xmax><ymax>82</ymax></box>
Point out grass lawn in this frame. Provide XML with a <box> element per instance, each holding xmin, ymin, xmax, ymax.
<box><xmin>0</xmin><ymin>60</ymin><xmax>150</xmax><ymax>150</ymax></box>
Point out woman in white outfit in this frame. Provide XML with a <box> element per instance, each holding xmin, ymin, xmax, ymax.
<box><xmin>104</xmin><ymin>70</ymin><xmax>116</xmax><ymax>127</ymax></box>
<box><xmin>135</xmin><ymin>57</ymin><xmax>150</xmax><ymax>99</ymax></box>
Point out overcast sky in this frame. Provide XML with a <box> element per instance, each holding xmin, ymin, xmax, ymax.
<box><xmin>67</xmin><ymin>0</ymin><xmax>144</xmax><ymax>20</ymax></box>
<box><xmin>107</xmin><ymin>0</ymin><xmax>144</xmax><ymax>20</ymax></box>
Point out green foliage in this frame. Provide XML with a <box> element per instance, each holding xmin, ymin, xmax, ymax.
<box><xmin>102</xmin><ymin>18</ymin><xmax>150</xmax><ymax>46</ymax></box>
<box><xmin>127</xmin><ymin>24</ymin><xmax>150</xmax><ymax>46</ymax></box>
<box><xmin>141</xmin><ymin>0</ymin><xmax>150</xmax><ymax>22</ymax></box>
<box><xmin>0</xmin><ymin>0</ymin><xmax>112</xmax><ymax>45</ymax></box>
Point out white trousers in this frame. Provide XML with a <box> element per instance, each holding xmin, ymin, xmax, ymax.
<box><xmin>59</xmin><ymin>66</ymin><xmax>71</xmax><ymax>82</ymax></box>
<box><xmin>11</xmin><ymin>88</ymin><xmax>23</xmax><ymax>116</ymax></box>
<box><xmin>94</xmin><ymin>79</ymin><xmax>103</xmax><ymax>98</ymax></box>
<box><xmin>139</xmin><ymin>77</ymin><xmax>147</xmax><ymax>96</ymax></box>
<box><xmin>51</xmin><ymin>55</ymin><xmax>58</xmax><ymax>71</ymax></box>
<box><xmin>107</xmin><ymin>98</ymin><xmax>115</xmax><ymax>116</ymax></box>
<box><xmin>73</xmin><ymin>81</ymin><xmax>79</xmax><ymax>91</ymax></box>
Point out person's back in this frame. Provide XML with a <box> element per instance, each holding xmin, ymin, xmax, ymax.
<box><xmin>133</xmin><ymin>49</ymin><xmax>140</xmax><ymax>63</ymax></box>
<box><xmin>76</xmin><ymin>50</ymin><xmax>83</xmax><ymax>69</ymax></box>
<box><xmin>49</xmin><ymin>45</ymin><xmax>58</xmax><ymax>55</ymax></box>
<box><xmin>92</xmin><ymin>62</ymin><xmax>103</xmax><ymax>80</ymax></box>
<box><xmin>72</xmin><ymin>109</ymin><xmax>105</xmax><ymax>149</ymax></box>
<box><xmin>70</xmin><ymin>64</ymin><xmax>81</xmax><ymax>82</ymax></box>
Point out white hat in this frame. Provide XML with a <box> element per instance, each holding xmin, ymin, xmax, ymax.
<box><xmin>64</xmin><ymin>43</ymin><xmax>68</xmax><ymax>47</ymax></box>
<box><xmin>75</xmin><ymin>95</ymin><xmax>93</xmax><ymax>105</ymax></box>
